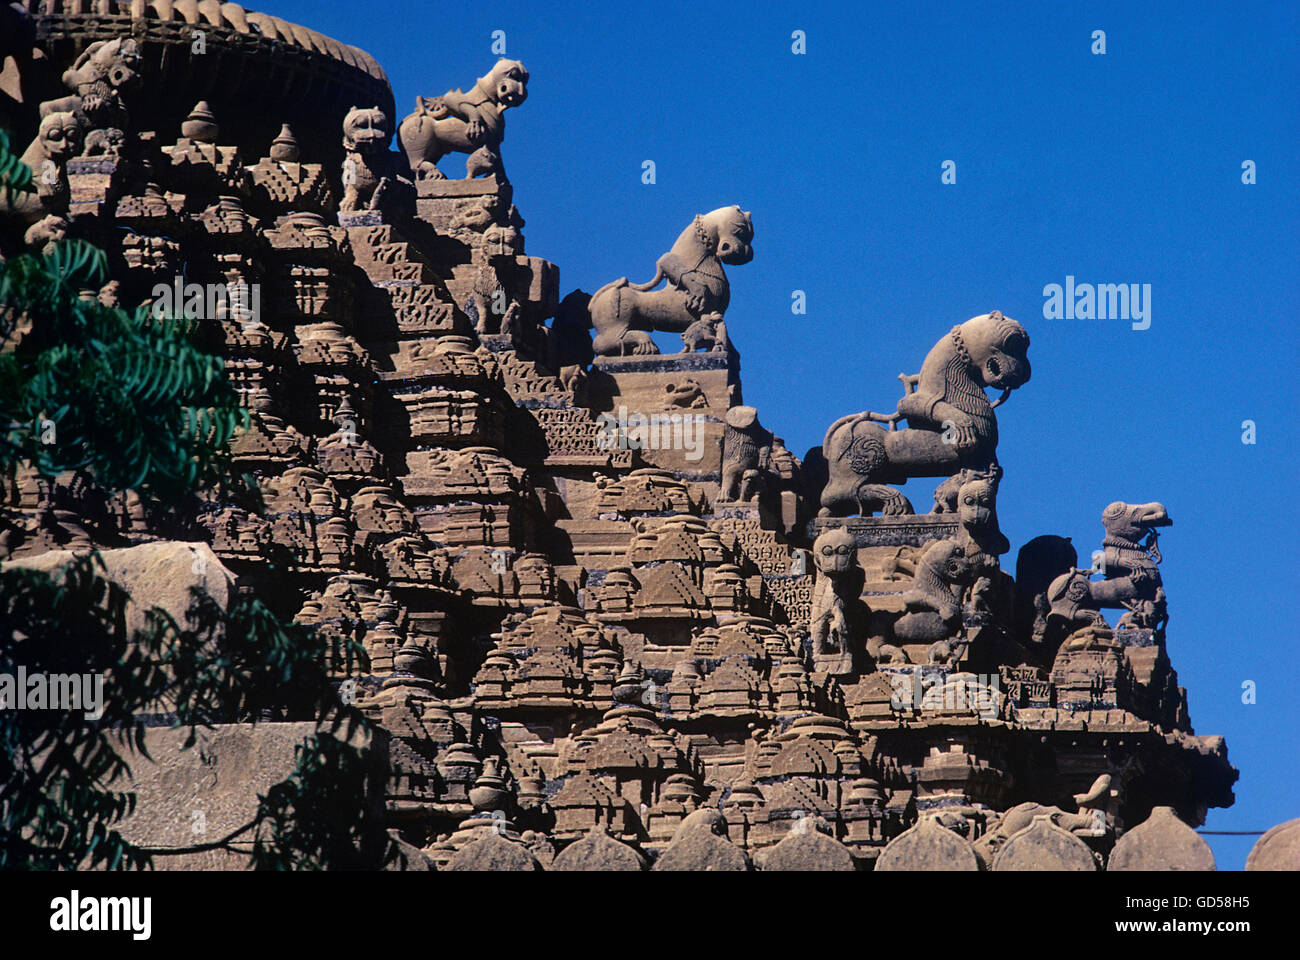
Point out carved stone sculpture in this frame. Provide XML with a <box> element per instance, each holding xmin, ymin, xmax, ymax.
<box><xmin>0</xmin><ymin>7</ymin><xmax>1238</xmax><ymax>873</ymax></box>
<box><xmin>820</xmin><ymin>311</ymin><xmax>1031</xmax><ymax>516</ymax></box>
<box><xmin>340</xmin><ymin>106</ymin><xmax>406</xmax><ymax>214</ymax></box>
<box><xmin>720</xmin><ymin>406</ymin><xmax>770</xmax><ymax>502</ymax></box>
<box><xmin>23</xmin><ymin>214</ymin><xmax>68</xmax><ymax>254</ymax></box>
<box><xmin>589</xmin><ymin>206</ymin><xmax>753</xmax><ymax>356</ymax></box>
<box><xmin>809</xmin><ymin>528</ymin><xmax>863</xmax><ymax>675</ymax></box>
<box><xmin>1047</xmin><ymin>501</ymin><xmax>1171</xmax><ymax>640</ymax></box>
<box><xmin>893</xmin><ymin>539</ymin><xmax>974</xmax><ymax>647</ymax></box>
<box><xmin>397</xmin><ymin>59</ymin><xmax>529</xmax><ymax>180</ymax></box>
<box><xmin>948</xmin><ymin>464</ymin><xmax>1010</xmax><ymax>614</ymax></box>
<box><xmin>4</xmin><ymin>111</ymin><xmax>82</xmax><ymax>222</ymax></box>
<box><xmin>38</xmin><ymin>37</ymin><xmax>141</xmax><ymax>158</ymax></box>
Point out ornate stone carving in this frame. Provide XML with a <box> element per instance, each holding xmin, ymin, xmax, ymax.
<box><xmin>0</xmin><ymin>9</ymin><xmax>1237</xmax><ymax>873</ymax></box>
<box><xmin>1047</xmin><ymin>501</ymin><xmax>1171</xmax><ymax>642</ymax></box>
<box><xmin>397</xmin><ymin>59</ymin><xmax>530</xmax><ymax>181</ymax></box>
<box><xmin>6</xmin><ymin>112</ymin><xmax>83</xmax><ymax>221</ymax></box>
<box><xmin>720</xmin><ymin>405</ymin><xmax>771</xmax><ymax>503</ymax></box>
<box><xmin>820</xmin><ymin>312</ymin><xmax>1031</xmax><ymax>516</ymax></box>
<box><xmin>893</xmin><ymin>540</ymin><xmax>974</xmax><ymax>649</ymax></box>
<box><xmin>39</xmin><ymin>37</ymin><xmax>141</xmax><ymax>158</ymax></box>
<box><xmin>589</xmin><ymin>206</ymin><xmax>754</xmax><ymax>356</ymax></box>
<box><xmin>809</xmin><ymin>528</ymin><xmax>863</xmax><ymax>675</ymax></box>
<box><xmin>340</xmin><ymin>106</ymin><xmax>410</xmax><ymax>214</ymax></box>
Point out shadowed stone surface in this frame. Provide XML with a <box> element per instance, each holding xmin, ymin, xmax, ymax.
<box><xmin>109</xmin><ymin>722</ymin><xmax>382</xmax><ymax>871</ymax></box>
<box><xmin>652</xmin><ymin>809</ymin><xmax>749</xmax><ymax>872</ymax></box>
<box><xmin>447</xmin><ymin>832</ymin><xmax>543</xmax><ymax>871</ymax></box>
<box><xmin>551</xmin><ymin>827</ymin><xmax>647</xmax><ymax>871</ymax></box>
<box><xmin>876</xmin><ymin>816</ymin><xmax>979</xmax><ymax>872</ymax></box>
<box><xmin>388</xmin><ymin>834</ymin><xmax>435</xmax><ymax>871</ymax></box>
<box><xmin>1108</xmin><ymin>806</ymin><xmax>1214</xmax><ymax>871</ymax></box>
<box><xmin>992</xmin><ymin>816</ymin><xmax>1098</xmax><ymax>872</ymax></box>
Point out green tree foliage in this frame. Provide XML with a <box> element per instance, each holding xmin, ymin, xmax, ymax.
<box><xmin>0</xmin><ymin>128</ymin><xmax>393</xmax><ymax>870</ymax></box>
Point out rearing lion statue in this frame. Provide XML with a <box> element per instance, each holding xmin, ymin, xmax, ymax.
<box><xmin>397</xmin><ymin>59</ymin><xmax>529</xmax><ymax>181</ymax></box>
<box><xmin>819</xmin><ymin>311</ymin><xmax>1031</xmax><ymax>516</ymax></box>
<box><xmin>589</xmin><ymin>205</ymin><xmax>754</xmax><ymax>356</ymax></box>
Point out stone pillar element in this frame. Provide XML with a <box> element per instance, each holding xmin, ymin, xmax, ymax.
<box><xmin>652</xmin><ymin>808</ymin><xmax>750</xmax><ymax>871</ymax></box>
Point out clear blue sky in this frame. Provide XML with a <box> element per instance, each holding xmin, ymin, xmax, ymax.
<box><xmin>270</xmin><ymin>0</ymin><xmax>1298</xmax><ymax>867</ymax></box>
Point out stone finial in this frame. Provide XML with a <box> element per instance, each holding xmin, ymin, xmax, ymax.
<box><xmin>181</xmin><ymin>101</ymin><xmax>219</xmax><ymax>143</ymax></box>
<box><xmin>445</xmin><ymin>832</ymin><xmax>542</xmax><ymax>872</ymax></box>
<box><xmin>551</xmin><ymin>825</ymin><xmax>648</xmax><ymax>872</ymax></box>
<box><xmin>467</xmin><ymin>756</ymin><xmax>510</xmax><ymax>813</ymax></box>
<box><xmin>759</xmin><ymin>816</ymin><xmax>855</xmax><ymax>871</ymax></box>
<box><xmin>652</xmin><ymin>808</ymin><xmax>749</xmax><ymax>871</ymax></box>
<box><xmin>270</xmin><ymin>123</ymin><xmax>300</xmax><ymax>162</ymax></box>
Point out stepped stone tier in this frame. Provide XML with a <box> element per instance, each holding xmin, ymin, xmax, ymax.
<box><xmin>5</xmin><ymin>2</ymin><xmax>1283</xmax><ymax>871</ymax></box>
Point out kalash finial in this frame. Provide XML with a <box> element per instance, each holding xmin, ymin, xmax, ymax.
<box><xmin>269</xmin><ymin>122</ymin><xmax>300</xmax><ymax>162</ymax></box>
<box><xmin>181</xmin><ymin>101</ymin><xmax>219</xmax><ymax>143</ymax></box>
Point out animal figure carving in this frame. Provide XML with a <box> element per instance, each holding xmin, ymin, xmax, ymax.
<box><xmin>893</xmin><ymin>539</ymin><xmax>975</xmax><ymax>648</ymax></box>
<box><xmin>809</xmin><ymin>528</ymin><xmax>864</xmax><ymax>673</ymax></box>
<box><xmin>397</xmin><ymin>59</ymin><xmax>529</xmax><ymax>181</ymax></box>
<box><xmin>945</xmin><ymin>464</ymin><xmax>1010</xmax><ymax>615</ymax></box>
<box><xmin>589</xmin><ymin>206</ymin><xmax>753</xmax><ymax>356</ymax></box>
<box><xmin>39</xmin><ymin>37</ymin><xmax>141</xmax><ymax>157</ymax></box>
<box><xmin>340</xmin><ymin>107</ymin><xmax>407</xmax><ymax>213</ymax></box>
<box><xmin>720</xmin><ymin>406</ymin><xmax>770</xmax><ymax>502</ymax></box>
<box><xmin>1047</xmin><ymin>501</ymin><xmax>1171</xmax><ymax>638</ymax></box>
<box><xmin>820</xmin><ymin>312</ymin><xmax>1031</xmax><ymax>516</ymax></box>
<box><xmin>4</xmin><ymin>112</ymin><xmax>82</xmax><ymax>223</ymax></box>
<box><xmin>973</xmin><ymin>774</ymin><xmax>1118</xmax><ymax>866</ymax></box>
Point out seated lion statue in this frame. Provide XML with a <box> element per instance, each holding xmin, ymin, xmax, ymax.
<box><xmin>819</xmin><ymin>311</ymin><xmax>1031</xmax><ymax>516</ymax></box>
<box><xmin>589</xmin><ymin>205</ymin><xmax>754</xmax><ymax>356</ymax></box>
<box><xmin>397</xmin><ymin>59</ymin><xmax>529</xmax><ymax>181</ymax></box>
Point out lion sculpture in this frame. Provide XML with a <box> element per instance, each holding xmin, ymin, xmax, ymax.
<box><xmin>819</xmin><ymin>311</ymin><xmax>1031</xmax><ymax>516</ymax></box>
<box><xmin>809</xmin><ymin>527</ymin><xmax>865</xmax><ymax>674</ymax></box>
<box><xmin>3</xmin><ymin>112</ymin><xmax>82</xmax><ymax>223</ymax></box>
<box><xmin>40</xmin><ymin>37</ymin><xmax>141</xmax><ymax>157</ymax></box>
<box><xmin>340</xmin><ymin>106</ymin><xmax>409</xmax><ymax>213</ymax></box>
<box><xmin>589</xmin><ymin>205</ymin><xmax>754</xmax><ymax>356</ymax></box>
<box><xmin>397</xmin><ymin>59</ymin><xmax>529</xmax><ymax>181</ymax></box>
